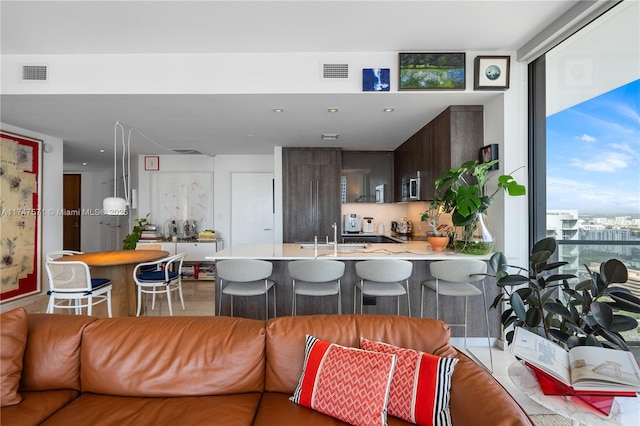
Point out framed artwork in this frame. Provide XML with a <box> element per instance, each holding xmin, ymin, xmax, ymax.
<box><xmin>1</xmin><ymin>131</ymin><xmax>42</xmax><ymax>303</ymax></box>
<box><xmin>145</xmin><ymin>156</ymin><xmax>160</xmax><ymax>171</ymax></box>
<box><xmin>399</xmin><ymin>52</ymin><xmax>466</xmax><ymax>90</ymax></box>
<box><xmin>474</xmin><ymin>56</ymin><xmax>510</xmax><ymax>90</ymax></box>
<box><xmin>362</xmin><ymin>68</ymin><xmax>390</xmax><ymax>91</ymax></box>
<box><xmin>480</xmin><ymin>144</ymin><xmax>499</xmax><ymax>170</ymax></box>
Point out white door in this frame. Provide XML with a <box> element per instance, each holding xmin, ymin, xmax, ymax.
<box><xmin>231</xmin><ymin>172</ymin><xmax>274</xmax><ymax>246</ymax></box>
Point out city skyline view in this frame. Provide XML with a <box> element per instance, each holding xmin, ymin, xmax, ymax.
<box><xmin>546</xmin><ymin>79</ymin><xmax>640</xmax><ymax>216</ymax></box>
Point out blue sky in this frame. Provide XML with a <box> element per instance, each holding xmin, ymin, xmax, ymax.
<box><xmin>547</xmin><ymin>79</ymin><xmax>640</xmax><ymax>215</ymax></box>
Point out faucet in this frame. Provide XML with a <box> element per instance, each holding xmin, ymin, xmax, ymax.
<box><xmin>332</xmin><ymin>222</ymin><xmax>338</xmax><ymax>252</ymax></box>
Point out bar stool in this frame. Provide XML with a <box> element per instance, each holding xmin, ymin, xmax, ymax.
<box><xmin>216</xmin><ymin>259</ymin><xmax>276</xmax><ymax>319</ymax></box>
<box><xmin>354</xmin><ymin>260</ymin><xmax>412</xmax><ymax>315</ymax></box>
<box><xmin>289</xmin><ymin>259</ymin><xmax>345</xmax><ymax>315</ymax></box>
<box><xmin>420</xmin><ymin>259</ymin><xmax>493</xmax><ymax>372</ymax></box>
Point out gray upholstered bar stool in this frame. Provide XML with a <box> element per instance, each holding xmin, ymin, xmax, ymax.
<box><xmin>288</xmin><ymin>259</ymin><xmax>345</xmax><ymax>315</ymax></box>
<box><xmin>354</xmin><ymin>260</ymin><xmax>412</xmax><ymax>315</ymax></box>
<box><xmin>420</xmin><ymin>259</ymin><xmax>493</xmax><ymax>372</ymax></box>
<box><xmin>216</xmin><ymin>259</ymin><xmax>276</xmax><ymax>319</ymax></box>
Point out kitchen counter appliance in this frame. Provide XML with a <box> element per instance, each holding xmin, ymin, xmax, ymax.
<box><xmin>344</xmin><ymin>214</ymin><xmax>361</xmax><ymax>233</ymax></box>
<box><xmin>362</xmin><ymin>217</ymin><xmax>375</xmax><ymax>233</ymax></box>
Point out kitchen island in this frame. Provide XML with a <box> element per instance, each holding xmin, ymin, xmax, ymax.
<box><xmin>207</xmin><ymin>242</ymin><xmax>500</xmax><ymax>343</ymax></box>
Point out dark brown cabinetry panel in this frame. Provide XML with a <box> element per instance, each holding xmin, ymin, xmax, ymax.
<box><xmin>283</xmin><ymin>148</ymin><xmax>342</xmax><ymax>243</ymax></box>
<box><xmin>394</xmin><ymin>105</ymin><xmax>484</xmax><ymax>201</ymax></box>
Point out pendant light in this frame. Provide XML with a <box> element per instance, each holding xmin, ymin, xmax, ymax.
<box><xmin>102</xmin><ymin>121</ymin><xmax>130</xmax><ymax>215</ymax></box>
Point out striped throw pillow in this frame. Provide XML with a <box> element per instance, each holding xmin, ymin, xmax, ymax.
<box><xmin>360</xmin><ymin>337</ymin><xmax>458</xmax><ymax>426</ymax></box>
<box><xmin>290</xmin><ymin>335</ymin><xmax>397</xmax><ymax>426</ymax></box>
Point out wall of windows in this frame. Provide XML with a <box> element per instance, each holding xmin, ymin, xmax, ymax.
<box><xmin>531</xmin><ymin>0</ymin><xmax>639</xmax><ymax>342</ymax></box>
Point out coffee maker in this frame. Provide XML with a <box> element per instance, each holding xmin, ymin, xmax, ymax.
<box><xmin>344</xmin><ymin>214</ymin><xmax>361</xmax><ymax>233</ymax></box>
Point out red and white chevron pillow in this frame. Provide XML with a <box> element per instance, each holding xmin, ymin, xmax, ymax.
<box><xmin>360</xmin><ymin>338</ymin><xmax>458</xmax><ymax>426</ymax></box>
<box><xmin>290</xmin><ymin>335</ymin><xmax>397</xmax><ymax>426</ymax></box>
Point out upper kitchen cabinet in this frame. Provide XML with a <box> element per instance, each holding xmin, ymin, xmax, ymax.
<box><xmin>341</xmin><ymin>151</ymin><xmax>394</xmax><ymax>203</ymax></box>
<box><xmin>283</xmin><ymin>148</ymin><xmax>342</xmax><ymax>243</ymax></box>
<box><xmin>394</xmin><ymin>105</ymin><xmax>484</xmax><ymax>201</ymax></box>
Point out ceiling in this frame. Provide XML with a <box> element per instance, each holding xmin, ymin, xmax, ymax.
<box><xmin>0</xmin><ymin>1</ymin><xmax>580</xmax><ymax>171</ymax></box>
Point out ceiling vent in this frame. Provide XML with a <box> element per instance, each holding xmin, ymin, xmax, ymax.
<box><xmin>22</xmin><ymin>65</ymin><xmax>48</xmax><ymax>81</ymax></box>
<box><xmin>322</xmin><ymin>63</ymin><xmax>349</xmax><ymax>79</ymax></box>
<box><xmin>173</xmin><ymin>149</ymin><xmax>203</xmax><ymax>155</ymax></box>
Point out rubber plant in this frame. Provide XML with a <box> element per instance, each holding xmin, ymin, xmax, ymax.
<box><xmin>489</xmin><ymin>237</ymin><xmax>640</xmax><ymax>351</ymax></box>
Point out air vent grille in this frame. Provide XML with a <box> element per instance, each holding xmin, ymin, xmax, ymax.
<box><xmin>323</xmin><ymin>63</ymin><xmax>349</xmax><ymax>79</ymax></box>
<box><xmin>173</xmin><ymin>149</ymin><xmax>203</xmax><ymax>155</ymax></box>
<box><xmin>22</xmin><ymin>65</ymin><xmax>48</xmax><ymax>81</ymax></box>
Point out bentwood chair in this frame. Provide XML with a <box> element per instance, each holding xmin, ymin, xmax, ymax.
<box><xmin>133</xmin><ymin>252</ymin><xmax>186</xmax><ymax>316</ymax></box>
<box><xmin>45</xmin><ymin>260</ymin><xmax>112</xmax><ymax>317</ymax></box>
<box><xmin>46</xmin><ymin>250</ymin><xmax>83</xmax><ymax>261</ymax></box>
<box><xmin>421</xmin><ymin>259</ymin><xmax>493</xmax><ymax>372</ymax></box>
<box><xmin>216</xmin><ymin>259</ymin><xmax>276</xmax><ymax>320</ymax></box>
<box><xmin>289</xmin><ymin>259</ymin><xmax>345</xmax><ymax>315</ymax></box>
<box><xmin>354</xmin><ymin>260</ymin><xmax>412</xmax><ymax>315</ymax></box>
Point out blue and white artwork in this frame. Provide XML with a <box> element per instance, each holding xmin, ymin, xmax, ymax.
<box><xmin>362</xmin><ymin>68</ymin><xmax>390</xmax><ymax>91</ymax></box>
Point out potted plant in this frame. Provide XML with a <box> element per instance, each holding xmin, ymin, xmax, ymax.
<box><xmin>435</xmin><ymin>159</ymin><xmax>525</xmax><ymax>254</ymax></box>
<box><xmin>420</xmin><ymin>199</ymin><xmax>452</xmax><ymax>252</ymax></box>
<box><xmin>122</xmin><ymin>213</ymin><xmax>150</xmax><ymax>250</ymax></box>
<box><xmin>490</xmin><ymin>237</ymin><xmax>640</xmax><ymax>350</ymax></box>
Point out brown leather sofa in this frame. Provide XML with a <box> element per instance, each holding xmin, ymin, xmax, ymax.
<box><xmin>2</xmin><ymin>311</ymin><xmax>533</xmax><ymax>425</ymax></box>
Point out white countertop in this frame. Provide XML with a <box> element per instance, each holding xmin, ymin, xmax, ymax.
<box><xmin>206</xmin><ymin>242</ymin><xmax>492</xmax><ymax>261</ymax></box>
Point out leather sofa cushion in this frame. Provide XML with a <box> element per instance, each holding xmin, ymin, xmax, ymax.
<box><xmin>21</xmin><ymin>314</ymin><xmax>97</xmax><ymax>392</ymax></box>
<box><xmin>1</xmin><ymin>308</ymin><xmax>28</xmax><ymax>406</ymax></box>
<box><xmin>0</xmin><ymin>389</ymin><xmax>79</xmax><ymax>426</ymax></box>
<box><xmin>40</xmin><ymin>392</ymin><xmax>262</xmax><ymax>426</ymax></box>
<box><xmin>265</xmin><ymin>314</ymin><xmax>454</xmax><ymax>393</ymax></box>
<box><xmin>80</xmin><ymin>316</ymin><xmax>266</xmax><ymax>397</ymax></box>
<box><xmin>254</xmin><ymin>392</ymin><xmax>416</xmax><ymax>426</ymax></box>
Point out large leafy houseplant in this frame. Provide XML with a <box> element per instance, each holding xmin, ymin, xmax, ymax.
<box><xmin>490</xmin><ymin>237</ymin><xmax>640</xmax><ymax>351</ymax></box>
<box><xmin>435</xmin><ymin>160</ymin><xmax>525</xmax><ymax>254</ymax></box>
<box><xmin>122</xmin><ymin>214</ymin><xmax>149</xmax><ymax>250</ymax></box>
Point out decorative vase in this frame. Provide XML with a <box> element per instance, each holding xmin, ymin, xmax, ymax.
<box><xmin>453</xmin><ymin>213</ymin><xmax>494</xmax><ymax>255</ymax></box>
<box><xmin>427</xmin><ymin>236</ymin><xmax>449</xmax><ymax>252</ymax></box>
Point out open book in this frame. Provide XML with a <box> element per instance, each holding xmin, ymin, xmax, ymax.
<box><xmin>510</xmin><ymin>327</ymin><xmax>640</xmax><ymax>394</ymax></box>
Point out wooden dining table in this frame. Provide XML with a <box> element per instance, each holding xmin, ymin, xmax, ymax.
<box><xmin>59</xmin><ymin>250</ymin><xmax>168</xmax><ymax>317</ymax></box>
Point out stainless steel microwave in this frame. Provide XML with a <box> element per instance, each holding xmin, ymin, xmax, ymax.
<box><xmin>401</xmin><ymin>173</ymin><xmax>421</xmax><ymax>201</ymax></box>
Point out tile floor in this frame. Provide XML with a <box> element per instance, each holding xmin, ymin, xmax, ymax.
<box><xmin>142</xmin><ymin>280</ymin><xmax>570</xmax><ymax>425</ymax></box>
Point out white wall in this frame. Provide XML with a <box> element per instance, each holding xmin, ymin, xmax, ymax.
<box><xmin>137</xmin><ymin>154</ymin><xmax>215</xmax><ymax>234</ymax></box>
<box><xmin>0</xmin><ymin>123</ymin><xmax>63</xmax><ymax>313</ymax></box>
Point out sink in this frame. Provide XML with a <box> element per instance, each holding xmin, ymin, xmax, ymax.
<box><xmin>300</xmin><ymin>243</ymin><xmax>367</xmax><ymax>250</ymax></box>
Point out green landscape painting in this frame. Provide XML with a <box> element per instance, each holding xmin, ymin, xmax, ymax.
<box><xmin>399</xmin><ymin>53</ymin><xmax>465</xmax><ymax>90</ymax></box>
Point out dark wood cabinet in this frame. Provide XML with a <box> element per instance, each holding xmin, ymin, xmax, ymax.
<box><xmin>283</xmin><ymin>148</ymin><xmax>342</xmax><ymax>243</ymax></box>
<box><xmin>394</xmin><ymin>105</ymin><xmax>484</xmax><ymax>201</ymax></box>
<box><xmin>341</xmin><ymin>151</ymin><xmax>394</xmax><ymax>203</ymax></box>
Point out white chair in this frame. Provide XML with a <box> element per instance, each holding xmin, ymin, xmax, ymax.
<box><xmin>421</xmin><ymin>259</ymin><xmax>493</xmax><ymax>372</ymax></box>
<box><xmin>289</xmin><ymin>259</ymin><xmax>345</xmax><ymax>315</ymax></box>
<box><xmin>45</xmin><ymin>260</ymin><xmax>112</xmax><ymax>317</ymax></box>
<box><xmin>216</xmin><ymin>259</ymin><xmax>276</xmax><ymax>320</ymax></box>
<box><xmin>133</xmin><ymin>252</ymin><xmax>186</xmax><ymax>316</ymax></box>
<box><xmin>46</xmin><ymin>250</ymin><xmax>83</xmax><ymax>261</ymax></box>
<box><xmin>354</xmin><ymin>260</ymin><xmax>412</xmax><ymax>315</ymax></box>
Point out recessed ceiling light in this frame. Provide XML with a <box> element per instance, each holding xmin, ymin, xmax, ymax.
<box><xmin>383</xmin><ymin>107</ymin><xmax>395</xmax><ymax>112</ymax></box>
<box><xmin>273</xmin><ymin>108</ymin><xmax>284</xmax><ymax>113</ymax></box>
<box><xmin>82</xmin><ymin>162</ymin><xmax>87</xmax><ymax>166</ymax></box>
<box><xmin>321</xmin><ymin>134</ymin><xmax>339</xmax><ymax>140</ymax></box>
<box><xmin>328</xmin><ymin>108</ymin><xmax>339</xmax><ymax>113</ymax></box>
<box><xmin>99</xmin><ymin>149</ymin><xmax>105</xmax><ymax>153</ymax></box>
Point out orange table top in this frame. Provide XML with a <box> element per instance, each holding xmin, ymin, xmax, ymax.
<box><xmin>58</xmin><ymin>250</ymin><xmax>168</xmax><ymax>266</ymax></box>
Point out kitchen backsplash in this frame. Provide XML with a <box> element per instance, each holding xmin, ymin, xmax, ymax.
<box><xmin>341</xmin><ymin>201</ymin><xmax>453</xmax><ymax>235</ymax></box>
